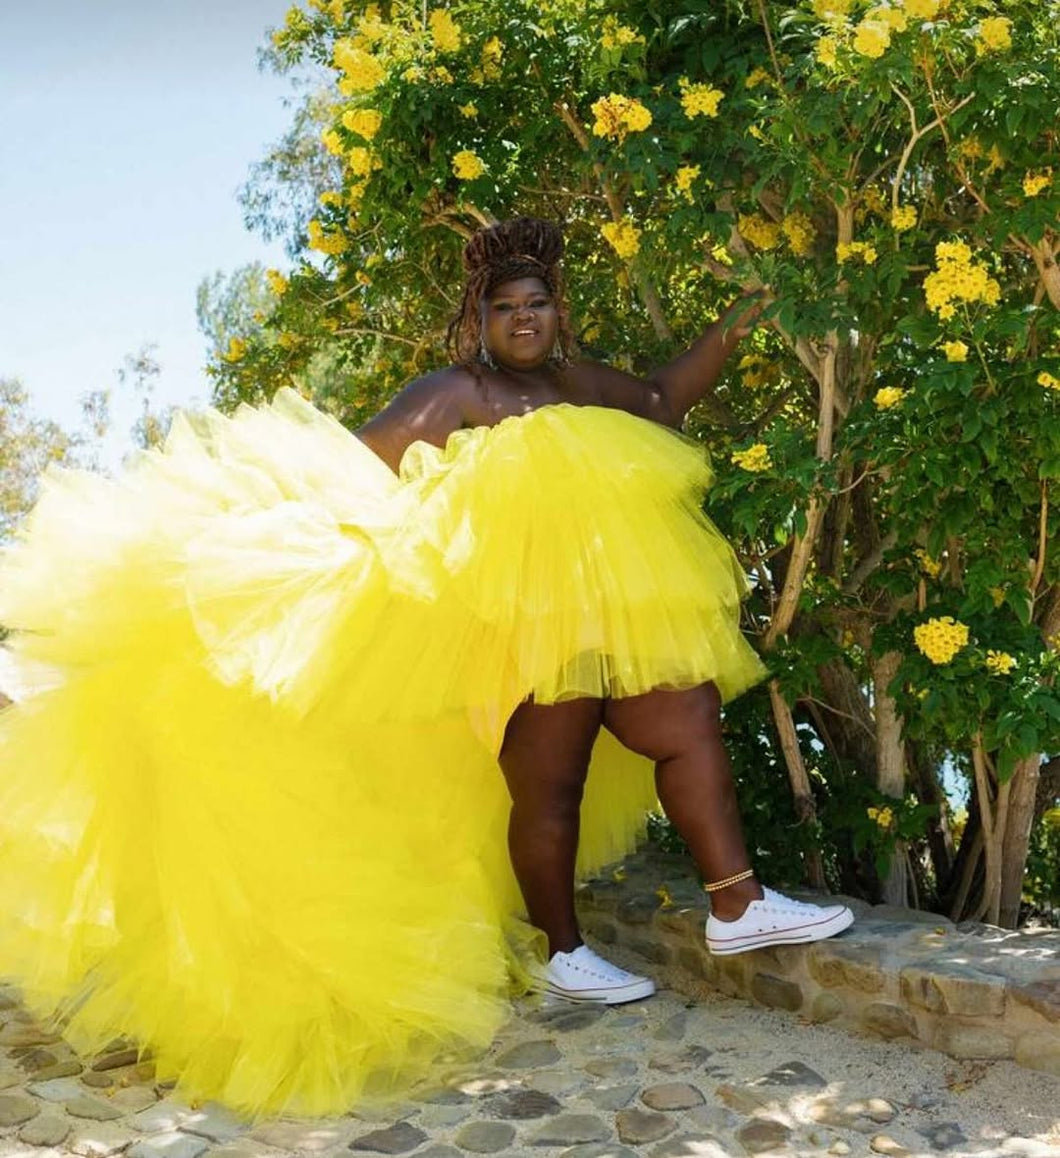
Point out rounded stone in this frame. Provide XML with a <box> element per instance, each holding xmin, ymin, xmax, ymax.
<box><xmin>862</xmin><ymin>1003</ymin><xmax>917</xmax><ymax>1040</ymax></box>
<box><xmin>489</xmin><ymin>1088</ymin><xmax>561</xmax><ymax>1119</ymax></box>
<box><xmin>528</xmin><ymin>1113</ymin><xmax>610</xmax><ymax>1146</ymax></box>
<box><xmin>19</xmin><ymin>1112</ymin><xmax>71</xmax><ymax>1147</ymax></box>
<box><xmin>0</xmin><ymin>1092</ymin><xmax>41</xmax><ymax>1127</ymax></box>
<box><xmin>348</xmin><ymin>1121</ymin><xmax>428</xmax><ymax>1154</ymax></box>
<box><xmin>65</xmin><ymin>1094</ymin><xmax>124</xmax><ymax>1121</ymax></box>
<box><xmin>560</xmin><ymin>1146</ymin><xmax>639</xmax><ymax>1158</ymax></box>
<box><xmin>641</xmin><ymin>1082</ymin><xmax>705</xmax><ymax>1111</ymax></box>
<box><xmin>494</xmin><ymin>1040</ymin><xmax>562</xmax><ymax>1069</ymax></box>
<box><xmin>454</xmin><ymin>1120</ymin><xmax>516</xmax><ymax>1153</ymax></box>
<box><xmin>584</xmin><ymin>1057</ymin><xmax>638</xmax><ymax>1079</ymax></box>
<box><xmin>737</xmin><ymin>1118</ymin><xmax>793</xmax><ymax>1154</ymax></box>
<box><xmin>751</xmin><ymin>972</ymin><xmax>803</xmax><ymax>1012</ymax></box>
<box><xmin>615</xmin><ymin>1108</ymin><xmax>675</xmax><ymax>1145</ymax></box>
<box><xmin>811</xmin><ymin>992</ymin><xmax>844</xmax><ymax>1023</ymax></box>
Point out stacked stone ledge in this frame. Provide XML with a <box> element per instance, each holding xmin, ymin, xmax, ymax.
<box><xmin>575</xmin><ymin>846</ymin><xmax>1060</xmax><ymax>1078</ymax></box>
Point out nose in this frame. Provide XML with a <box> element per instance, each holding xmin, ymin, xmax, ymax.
<box><xmin>513</xmin><ymin>304</ymin><xmax>535</xmax><ymax>322</ymax></box>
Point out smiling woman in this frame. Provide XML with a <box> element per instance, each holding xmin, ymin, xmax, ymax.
<box><xmin>0</xmin><ymin>216</ymin><xmax>851</xmax><ymax>1117</ymax></box>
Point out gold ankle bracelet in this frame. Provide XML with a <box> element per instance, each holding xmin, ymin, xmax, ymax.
<box><xmin>703</xmin><ymin>868</ymin><xmax>755</xmax><ymax>893</ymax></box>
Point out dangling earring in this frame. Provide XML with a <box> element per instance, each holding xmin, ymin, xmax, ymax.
<box><xmin>479</xmin><ymin>337</ymin><xmax>496</xmax><ymax>369</ymax></box>
<box><xmin>550</xmin><ymin>338</ymin><xmax>570</xmax><ymax>367</ymax></box>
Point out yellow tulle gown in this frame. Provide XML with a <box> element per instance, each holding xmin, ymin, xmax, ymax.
<box><xmin>0</xmin><ymin>389</ymin><xmax>764</xmax><ymax>1117</ymax></box>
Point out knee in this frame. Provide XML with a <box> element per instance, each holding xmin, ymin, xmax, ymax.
<box><xmin>608</xmin><ymin>683</ymin><xmax>723</xmax><ymax>762</ymax></box>
<box><xmin>501</xmin><ymin>763</ymin><xmax>586</xmax><ymax>822</ymax></box>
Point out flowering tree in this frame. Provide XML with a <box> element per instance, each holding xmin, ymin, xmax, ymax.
<box><xmin>211</xmin><ymin>0</ymin><xmax>1060</xmax><ymax>926</ymax></box>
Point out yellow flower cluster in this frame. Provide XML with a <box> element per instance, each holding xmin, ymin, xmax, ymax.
<box><xmin>342</xmin><ymin>108</ymin><xmax>382</xmax><ymax>139</ymax></box>
<box><xmin>1023</xmin><ymin>170</ymin><xmax>1053</xmax><ymax>198</ymax></box>
<box><xmin>319</xmin><ymin>190</ymin><xmax>344</xmax><ymax>207</ymax></box>
<box><xmin>853</xmin><ymin>20</ymin><xmax>891</xmax><ymax>58</ymax></box>
<box><xmin>903</xmin><ymin>0</ymin><xmax>940</xmax><ymax>18</ymax></box>
<box><xmin>469</xmin><ymin>36</ymin><xmax>503</xmax><ymax>84</ymax></box>
<box><xmin>334</xmin><ymin>39</ymin><xmax>385</xmax><ymax>91</ymax></box>
<box><xmin>731</xmin><ymin>443</ymin><xmax>772</xmax><ymax>472</ymax></box>
<box><xmin>451</xmin><ymin>150</ymin><xmax>485</xmax><ymax>180</ymax></box>
<box><xmin>428</xmin><ymin>9</ymin><xmax>461</xmax><ymax>53</ymax></box>
<box><xmin>867</xmin><ymin>4</ymin><xmax>907</xmax><ymax>31</ymax></box>
<box><xmin>459</xmin><ymin>102</ymin><xmax>478</xmax><ymax>118</ymax></box>
<box><xmin>985</xmin><ymin>650</ymin><xmax>1017</xmax><ymax>675</ymax></box>
<box><xmin>975</xmin><ymin>16</ymin><xmax>1012</xmax><ymax>55</ymax></box>
<box><xmin>308</xmin><ymin>218</ymin><xmax>349</xmax><ymax>255</ymax></box>
<box><xmin>265</xmin><ymin>269</ymin><xmax>288</xmax><ymax>296</ymax></box>
<box><xmin>1038</xmin><ymin>371</ymin><xmax>1060</xmax><ymax>392</ymax></box>
<box><xmin>601</xmin><ymin>16</ymin><xmax>643</xmax><ymax>49</ymax></box>
<box><xmin>891</xmin><ymin>204</ymin><xmax>917</xmax><ymax>231</ymax></box>
<box><xmin>874</xmin><ymin>385</ymin><xmax>907</xmax><ymax>409</ymax></box>
<box><xmin>923</xmin><ymin>240</ymin><xmax>1001</xmax><ymax>320</ymax></box>
<box><xmin>738</xmin><ymin>212</ymin><xmax>781</xmax><ymax>251</ymax></box>
<box><xmin>745</xmin><ymin>66</ymin><xmax>771</xmax><ymax>88</ymax></box>
<box><xmin>355</xmin><ymin>5</ymin><xmax>386</xmax><ymax>41</ymax></box>
<box><xmin>601</xmin><ymin>218</ymin><xmax>641</xmax><ymax>259</ymax></box>
<box><xmin>321</xmin><ymin>128</ymin><xmax>344</xmax><ymax>156</ymax></box>
<box><xmin>348</xmin><ymin>146</ymin><xmax>379</xmax><ymax>177</ymax></box>
<box><xmin>941</xmin><ymin>340</ymin><xmax>967</xmax><ymax>362</ymax></box>
<box><xmin>816</xmin><ymin>35</ymin><xmax>839</xmax><ymax>67</ymax></box>
<box><xmin>678</xmin><ymin>78</ymin><xmax>724</xmax><ymax>119</ymax></box>
<box><xmin>813</xmin><ymin>0</ymin><xmax>852</xmax><ymax>18</ymax></box>
<box><xmin>914</xmin><ymin>548</ymin><xmax>942</xmax><ymax>577</ymax></box>
<box><xmin>223</xmin><ymin>336</ymin><xmax>248</xmax><ymax>363</ymax></box>
<box><xmin>782</xmin><ymin>210</ymin><xmax>816</xmax><ymax>256</ymax></box>
<box><xmin>867</xmin><ymin>805</ymin><xmax>895</xmax><ymax>830</ymax></box>
<box><xmin>591</xmin><ymin>93</ymin><xmax>653</xmax><ymax>141</ymax></box>
<box><xmin>837</xmin><ymin>240</ymin><xmax>878</xmax><ymax>265</ymax></box>
<box><xmin>914</xmin><ymin>616</ymin><xmax>970</xmax><ymax>664</ymax></box>
<box><xmin>674</xmin><ymin>164</ymin><xmax>700</xmax><ymax>199</ymax></box>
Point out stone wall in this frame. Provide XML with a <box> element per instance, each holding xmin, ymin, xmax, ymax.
<box><xmin>576</xmin><ymin>847</ymin><xmax>1060</xmax><ymax>1078</ymax></box>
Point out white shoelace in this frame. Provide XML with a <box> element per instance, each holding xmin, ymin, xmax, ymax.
<box><xmin>561</xmin><ymin>946</ymin><xmax>634</xmax><ymax>982</ymax></box>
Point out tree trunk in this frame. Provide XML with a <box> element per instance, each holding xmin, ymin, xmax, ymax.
<box><xmin>998</xmin><ymin>754</ymin><xmax>1042</xmax><ymax>928</ymax></box>
<box><xmin>873</xmin><ymin>651</ymin><xmax>908</xmax><ymax>906</ymax></box>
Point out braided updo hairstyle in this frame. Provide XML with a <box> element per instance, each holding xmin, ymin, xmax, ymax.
<box><xmin>445</xmin><ymin>217</ymin><xmax>576</xmax><ymax>366</ymax></box>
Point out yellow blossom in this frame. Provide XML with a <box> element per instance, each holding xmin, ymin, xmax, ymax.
<box><xmin>458</xmin><ymin>102</ymin><xmax>478</xmax><ymax>118</ymax></box>
<box><xmin>923</xmin><ymin>239</ymin><xmax>1001</xmax><ymax>318</ymax></box>
<box><xmin>941</xmin><ymin>340</ymin><xmax>967</xmax><ymax>362</ymax></box>
<box><xmin>745</xmin><ymin>67</ymin><xmax>771</xmax><ymax>88</ymax></box>
<box><xmin>428</xmin><ymin>8</ymin><xmax>462</xmax><ymax>53</ymax></box>
<box><xmin>341</xmin><ymin>108</ymin><xmax>382</xmax><ymax>139</ymax></box>
<box><xmin>985</xmin><ymin>650</ymin><xmax>1017</xmax><ymax>675</ymax></box>
<box><xmin>321</xmin><ymin>128</ymin><xmax>344</xmax><ymax>156</ymax></box>
<box><xmin>891</xmin><ymin>204</ymin><xmax>917</xmax><ymax>231</ymax></box>
<box><xmin>674</xmin><ymin>164</ymin><xmax>700</xmax><ymax>199</ymax></box>
<box><xmin>986</xmin><ymin>144</ymin><xmax>1004</xmax><ymax>172</ymax></box>
<box><xmin>914</xmin><ymin>548</ymin><xmax>942</xmax><ymax>578</ymax></box>
<box><xmin>816</xmin><ymin>35</ymin><xmax>839</xmax><ymax>68</ymax></box>
<box><xmin>277</xmin><ymin>331</ymin><xmax>302</xmax><ymax>350</ymax></box>
<box><xmin>333</xmin><ymin>39</ymin><xmax>385</xmax><ymax>90</ymax></box>
<box><xmin>481</xmin><ymin>36</ymin><xmax>503</xmax><ymax>79</ymax></box>
<box><xmin>738</xmin><ymin>212</ymin><xmax>781</xmax><ymax>251</ymax></box>
<box><xmin>601</xmin><ymin>15</ymin><xmax>643</xmax><ymax>49</ymax></box>
<box><xmin>853</xmin><ymin>20</ymin><xmax>891</xmax><ymax>58</ymax></box>
<box><xmin>601</xmin><ymin>218</ymin><xmax>641</xmax><ymax>259</ymax></box>
<box><xmin>678</xmin><ymin>77</ymin><xmax>724</xmax><ymax>119</ymax></box>
<box><xmin>901</xmin><ymin>0</ymin><xmax>940</xmax><ymax>17</ymax></box>
<box><xmin>451</xmin><ymin>150</ymin><xmax>485</xmax><ymax>180</ymax></box>
<box><xmin>837</xmin><ymin>240</ymin><xmax>877</xmax><ymax>265</ymax></box>
<box><xmin>265</xmin><ymin>269</ymin><xmax>288</xmax><ymax>296</ymax></box>
<box><xmin>748</xmin><ymin>123</ymin><xmax>766</xmax><ymax>142</ymax></box>
<box><xmin>1023</xmin><ymin>170</ymin><xmax>1053</xmax><ymax>198</ymax></box>
<box><xmin>989</xmin><ymin>586</ymin><xmax>1006</xmax><ymax>607</ymax></box>
<box><xmin>591</xmin><ymin>93</ymin><xmax>653</xmax><ymax>141</ymax></box>
<box><xmin>731</xmin><ymin>443</ymin><xmax>772</xmax><ymax>472</ymax></box>
<box><xmin>975</xmin><ymin>16</ymin><xmax>1012</xmax><ymax>55</ymax></box>
<box><xmin>355</xmin><ymin>5</ymin><xmax>386</xmax><ymax>41</ymax></box>
<box><xmin>432</xmin><ymin>65</ymin><xmax>454</xmax><ymax>85</ymax></box>
<box><xmin>348</xmin><ymin>146</ymin><xmax>377</xmax><ymax>178</ymax></box>
<box><xmin>355</xmin><ymin>270</ymin><xmax>372</xmax><ymax>287</ymax></box>
<box><xmin>318</xmin><ymin>190</ymin><xmax>344</xmax><ymax>207</ymax></box>
<box><xmin>782</xmin><ymin>210</ymin><xmax>816</xmax><ymax>256</ymax></box>
<box><xmin>867</xmin><ymin>5</ymin><xmax>908</xmax><ymax>32</ymax></box>
<box><xmin>913</xmin><ymin>616</ymin><xmax>970</xmax><ymax>664</ymax></box>
<box><xmin>1038</xmin><ymin>371</ymin><xmax>1060</xmax><ymax>392</ymax></box>
<box><xmin>861</xmin><ymin>185</ymin><xmax>887</xmax><ymax>216</ymax></box>
<box><xmin>307</xmin><ymin>217</ymin><xmax>348</xmax><ymax>255</ymax></box>
<box><xmin>813</xmin><ymin>0</ymin><xmax>852</xmax><ymax>17</ymax></box>
<box><xmin>223</xmin><ymin>336</ymin><xmax>247</xmax><ymax>363</ymax></box>
<box><xmin>874</xmin><ymin>385</ymin><xmax>907</xmax><ymax>409</ymax></box>
<box><xmin>867</xmin><ymin>805</ymin><xmax>895</xmax><ymax>829</ymax></box>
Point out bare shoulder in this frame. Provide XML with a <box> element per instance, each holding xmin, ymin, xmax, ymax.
<box><xmin>356</xmin><ymin>366</ymin><xmax>480</xmax><ymax>473</ymax></box>
<box><xmin>566</xmin><ymin>360</ymin><xmax>675</xmax><ymax>427</ymax></box>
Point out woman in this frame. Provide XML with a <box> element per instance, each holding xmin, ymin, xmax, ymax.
<box><xmin>0</xmin><ymin>217</ymin><xmax>849</xmax><ymax>1117</ymax></box>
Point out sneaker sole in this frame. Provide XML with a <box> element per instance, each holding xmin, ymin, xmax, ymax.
<box><xmin>537</xmin><ymin>978</ymin><xmax>657</xmax><ymax>1005</ymax></box>
<box><xmin>706</xmin><ymin>906</ymin><xmax>854</xmax><ymax>956</ymax></box>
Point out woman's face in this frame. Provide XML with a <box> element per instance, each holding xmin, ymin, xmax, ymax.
<box><xmin>480</xmin><ymin>276</ymin><xmax>558</xmax><ymax>371</ymax></box>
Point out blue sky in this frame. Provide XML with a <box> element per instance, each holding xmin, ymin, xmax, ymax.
<box><xmin>1</xmin><ymin>0</ymin><xmax>298</xmax><ymax>462</ymax></box>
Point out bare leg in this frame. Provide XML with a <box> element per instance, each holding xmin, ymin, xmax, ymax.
<box><xmin>604</xmin><ymin>682</ymin><xmax>762</xmax><ymax>920</ymax></box>
<box><xmin>499</xmin><ymin>697</ymin><xmax>603</xmax><ymax>956</ymax></box>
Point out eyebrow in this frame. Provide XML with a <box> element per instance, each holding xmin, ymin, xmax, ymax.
<box><xmin>489</xmin><ymin>291</ymin><xmax>552</xmax><ymax>303</ymax></box>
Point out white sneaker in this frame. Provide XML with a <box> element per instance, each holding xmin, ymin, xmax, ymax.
<box><xmin>706</xmin><ymin>887</ymin><xmax>854</xmax><ymax>956</ymax></box>
<box><xmin>535</xmin><ymin>944</ymin><xmax>656</xmax><ymax>1004</ymax></box>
